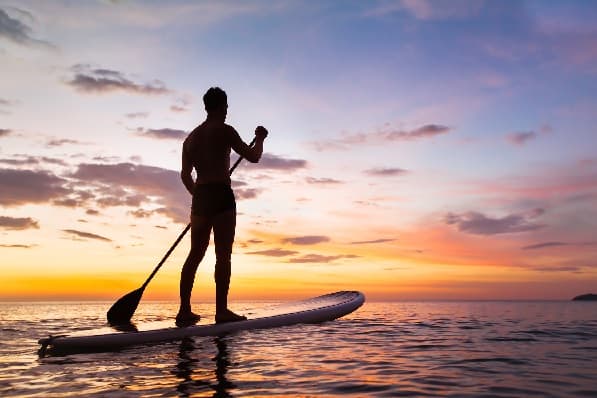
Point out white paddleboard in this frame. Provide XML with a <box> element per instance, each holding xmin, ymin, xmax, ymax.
<box><xmin>38</xmin><ymin>291</ymin><xmax>364</xmax><ymax>354</ymax></box>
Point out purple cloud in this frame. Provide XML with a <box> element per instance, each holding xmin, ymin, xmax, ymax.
<box><xmin>69</xmin><ymin>162</ymin><xmax>188</xmax><ymax>222</ymax></box>
<box><xmin>288</xmin><ymin>253</ymin><xmax>359</xmax><ymax>263</ymax></box>
<box><xmin>47</xmin><ymin>138</ymin><xmax>84</xmax><ymax>147</ymax></box>
<box><xmin>445</xmin><ymin>210</ymin><xmax>545</xmax><ymax>235</ymax></box>
<box><xmin>389</xmin><ymin>124</ymin><xmax>450</xmax><ymax>140</ymax></box>
<box><xmin>245</xmin><ymin>248</ymin><xmax>299</xmax><ymax>257</ymax></box>
<box><xmin>312</xmin><ymin>124</ymin><xmax>450</xmax><ymax>151</ymax></box>
<box><xmin>0</xmin><ymin>216</ymin><xmax>39</xmax><ymax>230</ymax></box>
<box><xmin>135</xmin><ymin>128</ymin><xmax>187</xmax><ymax>140</ymax></box>
<box><xmin>0</xmin><ymin>7</ymin><xmax>51</xmax><ymax>47</ymax></box>
<box><xmin>305</xmin><ymin>177</ymin><xmax>343</xmax><ymax>185</ymax></box>
<box><xmin>235</xmin><ymin>188</ymin><xmax>261</xmax><ymax>200</ymax></box>
<box><xmin>0</xmin><ymin>168</ymin><xmax>70</xmax><ymax>206</ymax></box>
<box><xmin>506</xmin><ymin>131</ymin><xmax>537</xmax><ymax>146</ymax></box>
<box><xmin>364</xmin><ymin>168</ymin><xmax>409</xmax><ymax>177</ymax></box>
<box><xmin>249</xmin><ymin>153</ymin><xmax>308</xmax><ymax>171</ymax></box>
<box><xmin>66</xmin><ymin>65</ymin><xmax>170</xmax><ymax>95</ymax></box>
<box><xmin>0</xmin><ymin>155</ymin><xmax>68</xmax><ymax>166</ymax></box>
<box><xmin>350</xmin><ymin>238</ymin><xmax>396</xmax><ymax>245</ymax></box>
<box><xmin>170</xmin><ymin>105</ymin><xmax>188</xmax><ymax>112</ymax></box>
<box><xmin>63</xmin><ymin>229</ymin><xmax>111</xmax><ymax>242</ymax></box>
<box><xmin>128</xmin><ymin>209</ymin><xmax>155</xmax><ymax>218</ymax></box>
<box><xmin>282</xmin><ymin>236</ymin><xmax>330</xmax><ymax>245</ymax></box>
<box><xmin>522</xmin><ymin>241</ymin><xmax>568</xmax><ymax>250</ymax></box>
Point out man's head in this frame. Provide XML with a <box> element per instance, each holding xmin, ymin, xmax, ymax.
<box><xmin>203</xmin><ymin>87</ymin><xmax>227</xmax><ymax>120</ymax></box>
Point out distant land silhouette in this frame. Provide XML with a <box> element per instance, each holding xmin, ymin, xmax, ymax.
<box><xmin>572</xmin><ymin>293</ymin><xmax>597</xmax><ymax>301</ymax></box>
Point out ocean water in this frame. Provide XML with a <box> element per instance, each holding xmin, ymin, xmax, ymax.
<box><xmin>1</xmin><ymin>300</ymin><xmax>596</xmax><ymax>397</ymax></box>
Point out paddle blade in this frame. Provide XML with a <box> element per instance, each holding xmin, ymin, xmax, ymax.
<box><xmin>106</xmin><ymin>287</ymin><xmax>144</xmax><ymax>325</ymax></box>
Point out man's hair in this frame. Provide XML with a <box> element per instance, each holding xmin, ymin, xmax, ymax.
<box><xmin>203</xmin><ymin>87</ymin><xmax>227</xmax><ymax>112</ymax></box>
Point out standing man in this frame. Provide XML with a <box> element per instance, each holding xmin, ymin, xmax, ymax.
<box><xmin>177</xmin><ymin>87</ymin><xmax>268</xmax><ymax>326</ymax></box>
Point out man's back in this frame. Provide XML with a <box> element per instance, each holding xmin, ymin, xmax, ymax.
<box><xmin>183</xmin><ymin>121</ymin><xmax>233</xmax><ymax>185</ymax></box>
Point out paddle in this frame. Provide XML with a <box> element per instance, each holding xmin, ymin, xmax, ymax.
<box><xmin>107</xmin><ymin>136</ymin><xmax>257</xmax><ymax>325</ymax></box>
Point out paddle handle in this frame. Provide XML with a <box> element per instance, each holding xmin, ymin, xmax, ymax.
<box><xmin>140</xmin><ymin>136</ymin><xmax>258</xmax><ymax>290</ymax></box>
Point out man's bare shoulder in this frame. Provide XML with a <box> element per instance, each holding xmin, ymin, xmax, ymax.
<box><xmin>223</xmin><ymin>123</ymin><xmax>237</xmax><ymax>133</ymax></box>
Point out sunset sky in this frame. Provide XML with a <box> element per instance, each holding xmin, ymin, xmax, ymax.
<box><xmin>1</xmin><ymin>0</ymin><xmax>596</xmax><ymax>301</ymax></box>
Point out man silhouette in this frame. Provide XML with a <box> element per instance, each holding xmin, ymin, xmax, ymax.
<box><xmin>177</xmin><ymin>87</ymin><xmax>268</xmax><ymax>325</ymax></box>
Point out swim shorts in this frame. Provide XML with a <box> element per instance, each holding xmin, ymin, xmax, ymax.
<box><xmin>191</xmin><ymin>183</ymin><xmax>236</xmax><ymax>217</ymax></box>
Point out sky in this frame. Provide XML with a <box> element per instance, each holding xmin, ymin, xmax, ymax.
<box><xmin>1</xmin><ymin>0</ymin><xmax>596</xmax><ymax>302</ymax></box>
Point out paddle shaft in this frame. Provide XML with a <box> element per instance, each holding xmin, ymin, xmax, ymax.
<box><xmin>139</xmin><ymin>136</ymin><xmax>258</xmax><ymax>290</ymax></box>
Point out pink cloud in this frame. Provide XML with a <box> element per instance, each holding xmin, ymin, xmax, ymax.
<box><xmin>0</xmin><ymin>216</ymin><xmax>39</xmax><ymax>230</ymax></box>
<box><xmin>63</xmin><ymin>229</ymin><xmax>111</xmax><ymax>242</ymax></box>
<box><xmin>0</xmin><ymin>168</ymin><xmax>70</xmax><ymax>206</ymax></box>
<box><xmin>445</xmin><ymin>209</ymin><xmax>545</xmax><ymax>235</ymax></box>
<box><xmin>66</xmin><ymin>65</ymin><xmax>171</xmax><ymax>95</ymax></box>
<box><xmin>282</xmin><ymin>235</ymin><xmax>330</xmax><ymax>245</ymax></box>
<box><xmin>506</xmin><ymin>131</ymin><xmax>537</xmax><ymax>146</ymax></box>
<box><xmin>311</xmin><ymin>124</ymin><xmax>450</xmax><ymax>151</ymax></box>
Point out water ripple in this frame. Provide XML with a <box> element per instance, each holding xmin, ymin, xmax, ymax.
<box><xmin>0</xmin><ymin>301</ymin><xmax>596</xmax><ymax>396</ymax></box>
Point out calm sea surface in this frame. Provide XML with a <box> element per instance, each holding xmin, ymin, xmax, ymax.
<box><xmin>1</xmin><ymin>300</ymin><xmax>596</xmax><ymax>397</ymax></box>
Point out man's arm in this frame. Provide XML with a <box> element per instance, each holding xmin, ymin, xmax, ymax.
<box><xmin>229</xmin><ymin>126</ymin><xmax>267</xmax><ymax>163</ymax></box>
<box><xmin>180</xmin><ymin>143</ymin><xmax>195</xmax><ymax>195</ymax></box>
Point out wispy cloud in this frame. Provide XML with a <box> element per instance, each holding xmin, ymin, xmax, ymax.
<box><xmin>249</xmin><ymin>153</ymin><xmax>307</xmax><ymax>171</ymax></box>
<box><xmin>170</xmin><ymin>96</ymin><xmax>191</xmax><ymax>113</ymax></box>
<box><xmin>0</xmin><ymin>216</ymin><xmax>39</xmax><ymax>230</ymax></box>
<box><xmin>0</xmin><ymin>168</ymin><xmax>70</xmax><ymax>206</ymax></box>
<box><xmin>506</xmin><ymin>131</ymin><xmax>537</xmax><ymax>146</ymax></box>
<box><xmin>305</xmin><ymin>177</ymin><xmax>343</xmax><ymax>185</ymax></box>
<box><xmin>445</xmin><ymin>209</ymin><xmax>545</xmax><ymax>235</ymax></box>
<box><xmin>287</xmin><ymin>253</ymin><xmax>359</xmax><ymax>263</ymax></box>
<box><xmin>522</xmin><ymin>241</ymin><xmax>568</xmax><ymax>250</ymax></box>
<box><xmin>46</xmin><ymin>138</ymin><xmax>85</xmax><ymax>147</ymax></box>
<box><xmin>66</xmin><ymin>65</ymin><xmax>171</xmax><ymax>95</ymax></box>
<box><xmin>234</xmin><ymin>188</ymin><xmax>261</xmax><ymax>200</ymax></box>
<box><xmin>128</xmin><ymin>208</ymin><xmax>155</xmax><ymax>218</ymax></box>
<box><xmin>0</xmin><ymin>155</ymin><xmax>68</xmax><ymax>166</ymax></box>
<box><xmin>125</xmin><ymin>112</ymin><xmax>149</xmax><ymax>119</ymax></box>
<box><xmin>63</xmin><ymin>229</ymin><xmax>111</xmax><ymax>242</ymax></box>
<box><xmin>134</xmin><ymin>128</ymin><xmax>187</xmax><ymax>140</ymax></box>
<box><xmin>170</xmin><ymin>105</ymin><xmax>188</xmax><ymax>113</ymax></box>
<box><xmin>350</xmin><ymin>238</ymin><xmax>396</xmax><ymax>245</ymax></box>
<box><xmin>245</xmin><ymin>248</ymin><xmax>299</xmax><ymax>257</ymax></box>
<box><xmin>364</xmin><ymin>167</ymin><xmax>409</xmax><ymax>177</ymax></box>
<box><xmin>532</xmin><ymin>266</ymin><xmax>583</xmax><ymax>273</ymax></box>
<box><xmin>0</xmin><ymin>7</ymin><xmax>53</xmax><ymax>47</ymax></box>
<box><xmin>311</xmin><ymin>124</ymin><xmax>450</xmax><ymax>151</ymax></box>
<box><xmin>522</xmin><ymin>241</ymin><xmax>597</xmax><ymax>251</ymax></box>
<box><xmin>282</xmin><ymin>235</ymin><xmax>330</xmax><ymax>245</ymax></box>
<box><xmin>0</xmin><ymin>244</ymin><xmax>35</xmax><ymax>248</ymax></box>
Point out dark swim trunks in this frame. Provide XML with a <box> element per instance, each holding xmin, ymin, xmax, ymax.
<box><xmin>192</xmin><ymin>183</ymin><xmax>236</xmax><ymax>217</ymax></box>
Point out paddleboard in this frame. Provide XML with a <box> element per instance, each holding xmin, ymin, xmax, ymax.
<box><xmin>38</xmin><ymin>290</ymin><xmax>364</xmax><ymax>354</ymax></box>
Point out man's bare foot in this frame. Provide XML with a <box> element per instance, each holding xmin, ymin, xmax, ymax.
<box><xmin>176</xmin><ymin>311</ymin><xmax>201</xmax><ymax>327</ymax></box>
<box><xmin>215</xmin><ymin>309</ymin><xmax>247</xmax><ymax>324</ymax></box>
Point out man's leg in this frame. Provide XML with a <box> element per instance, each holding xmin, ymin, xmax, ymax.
<box><xmin>212</xmin><ymin>209</ymin><xmax>246</xmax><ymax>322</ymax></box>
<box><xmin>178</xmin><ymin>214</ymin><xmax>212</xmax><ymax>322</ymax></box>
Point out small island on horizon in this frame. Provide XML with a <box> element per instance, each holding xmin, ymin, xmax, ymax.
<box><xmin>572</xmin><ymin>293</ymin><xmax>597</xmax><ymax>301</ymax></box>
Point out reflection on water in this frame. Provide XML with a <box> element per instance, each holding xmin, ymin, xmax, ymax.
<box><xmin>174</xmin><ymin>336</ymin><xmax>235</xmax><ymax>397</ymax></box>
<box><xmin>1</xmin><ymin>301</ymin><xmax>597</xmax><ymax>397</ymax></box>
